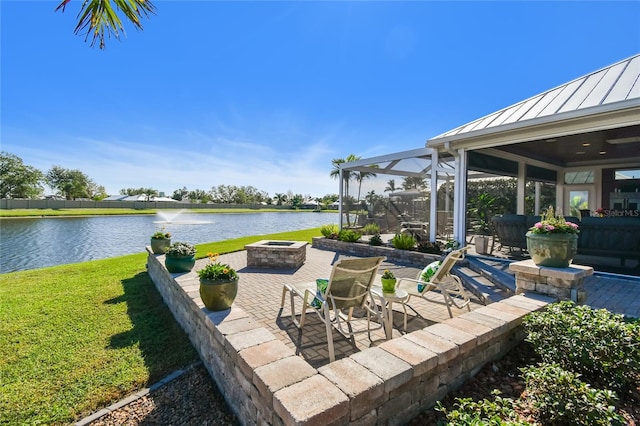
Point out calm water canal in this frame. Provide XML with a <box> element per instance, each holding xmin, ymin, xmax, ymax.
<box><xmin>0</xmin><ymin>211</ymin><xmax>338</xmax><ymax>273</ymax></box>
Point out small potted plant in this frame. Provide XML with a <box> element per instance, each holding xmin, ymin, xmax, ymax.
<box><xmin>380</xmin><ymin>269</ymin><xmax>396</xmax><ymax>293</ymax></box>
<box><xmin>197</xmin><ymin>252</ymin><xmax>239</xmax><ymax>311</ymax></box>
<box><xmin>150</xmin><ymin>227</ymin><xmax>171</xmax><ymax>254</ymax></box>
<box><xmin>164</xmin><ymin>241</ymin><xmax>196</xmax><ymax>273</ymax></box>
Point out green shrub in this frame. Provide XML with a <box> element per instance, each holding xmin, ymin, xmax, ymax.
<box><xmin>368</xmin><ymin>234</ymin><xmax>383</xmax><ymax>246</ymax></box>
<box><xmin>391</xmin><ymin>233</ymin><xmax>415</xmax><ymax>250</ymax></box>
<box><xmin>444</xmin><ymin>239</ymin><xmax>461</xmax><ymax>251</ymax></box>
<box><xmin>416</xmin><ymin>240</ymin><xmax>442</xmax><ymax>254</ymax></box>
<box><xmin>320</xmin><ymin>224</ymin><xmax>339</xmax><ymax>238</ymax></box>
<box><xmin>361</xmin><ymin>223</ymin><xmax>380</xmax><ymax>235</ymax></box>
<box><xmin>435</xmin><ymin>391</ymin><xmax>527</xmax><ymax>426</ymax></box>
<box><xmin>521</xmin><ymin>363</ymin><xmax>625</xmax><ymax>425</ymax></box>
<box><xmin>523</xmin><ymin>301</ymin><xmax>640</xmax><ymax>390</ymax></box>
<box><xmin>337</xmin><ymin>229</ymin><xmax>361</xmax><ymax>243</ymax></box>
<box><xmin>434</xmin><ymin>302</ymin><xmax>638</xmax><ymax>425</ymax></box>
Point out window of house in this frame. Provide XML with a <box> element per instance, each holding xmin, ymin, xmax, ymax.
<box><xmin>564</xmin><ymin>171</ymin><xmax>594</xmax><ymax>184</ymax></box>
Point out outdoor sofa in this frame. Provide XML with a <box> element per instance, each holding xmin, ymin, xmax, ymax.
<box><xmin>577</xmin><ymin>216</ymin><xmax>640</xmax><ymax>266</ymax></box>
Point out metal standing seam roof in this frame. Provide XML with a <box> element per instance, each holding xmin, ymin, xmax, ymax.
<box><xmin>429</xmin><ymin>53</ymin><xmax>640</xmax><ymax>142</ymax></box>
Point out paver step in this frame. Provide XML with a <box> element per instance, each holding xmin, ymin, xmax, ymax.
<box><xmin>453</xmin><ymin>264</ymin><xmax>512</xmax><ymax>306</ymax></box>
<box><xmin>465</xmin><ymin>256</ymin><xmax>516</xmax><ymax>294</ymax></box>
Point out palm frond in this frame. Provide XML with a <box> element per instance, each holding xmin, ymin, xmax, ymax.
<box><xmin>72</xmin><ymin>0</ymin><xmax>156</xmax><ymax>49</ymax></box>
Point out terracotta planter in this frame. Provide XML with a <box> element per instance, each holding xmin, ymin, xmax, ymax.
<box><xmin>199</xmin><ymin>278</ymin><xmax>239</xmax><ymax>311</ymax></box>
<box><xmin>150</xmin><ymin>238</ymin><xmax>171</xmax><ymax>254</ymax></box>
<box><xmin>165</xmin><ymin>255</ymin><xmax>195</xmax><ymax>273</ymax></box>
<box><xmin>381</xmin><ymin>278</ymin><xmax>397</xmax><ymax>292</ymax></box>
<box><xmin>526</xmin><ymin>232</ymin><xmax>578</xmax><ymax>268</ymax></box>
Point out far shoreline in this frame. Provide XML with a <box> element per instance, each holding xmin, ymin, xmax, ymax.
<box><xmin>0</xmin><ymin>207</ymin><xmax>333</xmax><ymax>219</ymax></box>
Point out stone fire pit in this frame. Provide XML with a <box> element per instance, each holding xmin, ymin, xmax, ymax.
<box><xmin>244</xmin><ymin>240</ymin><xmax>308</xmax><ymax>269</ymax></box>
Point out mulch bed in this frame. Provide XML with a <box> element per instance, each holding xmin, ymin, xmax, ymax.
<box><xmin>88</xmin><ymin>364</ymin><xmax>240</xmax><ymax>426</ymax></box>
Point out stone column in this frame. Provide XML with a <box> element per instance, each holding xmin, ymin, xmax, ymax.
<box><xmin>509</xmin><ymin>259</ymin><xmax>593</xmax><ymax>303</ymax></box>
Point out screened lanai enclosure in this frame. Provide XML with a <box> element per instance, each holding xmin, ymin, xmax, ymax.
<box><xmin>335</xmin><ymin>54</ymin><xmax>640</xmax><ymax>272</ymax></box>
<box><xmin>335</xmin><ymin>148</ymin><xmax>558</xmax><ymax>249</ymax></box>
<box><xmin>335</xmin><ymin>148</ymin><xmax>461</xmax><ymax>244</ymax></box>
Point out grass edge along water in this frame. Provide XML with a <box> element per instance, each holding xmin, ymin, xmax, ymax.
<box><xmin>0</xmin><ymin>227</ymin><xmax>322</xmax><ymax>425</ymax></box>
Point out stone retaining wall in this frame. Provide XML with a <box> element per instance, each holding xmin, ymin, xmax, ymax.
<box><xmin>312</xmin><ymin>237</ymin><xmax>443</xmax><ymax>268</ymax></box>
<box><xmin>146</xmin><ymin>248</ymin><xmax>552</xmax><ymax>426</ymax></box>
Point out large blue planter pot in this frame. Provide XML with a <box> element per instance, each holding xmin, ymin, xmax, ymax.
<box><xmin>165</xmin><ymin>255</ymin><xmax>195</xmax><ymax>273</ymax></box>
<box><xmin>199</xmin><ymin>278</ymin><xmax>239</xmax><ymax>311</ymax></box>
<box><xmin>526</xmin><ymin>232</ymin><xmax>578</xmax><ymax>268</ymax></box>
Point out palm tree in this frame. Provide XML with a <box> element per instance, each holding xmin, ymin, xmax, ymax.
<box><xmin>330</xmin><ymin>154</ymin><xmax>360</xmax><ymax>200</ymax></box>
<box><xmin>330</xmin><ymin>154</ymin><xmax>360</xmax><ymax>226</ymax></box>
<box><xmin>55</xmin><ymin>0</ymin><xmax>156</xmax><ymax>49</ymax></box>
<box><xmin>402</xmin><ymin>176</ymin><xmax>428</xmax><ymax>190</ymax></box>
<box><xmin>384</xmin><ymin>179</ymin><xmax>397</xmax><ymax>193</ymax></box>
<box><xmin>273</xmin><ymin>193</ymin><xmax>287</xmax><ymax>206</ymax></box>
<box><xmin>355</xmin><ymin>166</ymin><xmax>378</xmax><ymax>206</ymax></box>
<box><xmin>365</xmin><ymin>190</ymin><xmax>377</xmax><ymax>204</ymax></box>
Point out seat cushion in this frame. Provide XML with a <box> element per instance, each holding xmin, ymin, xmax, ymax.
<box><xmin>419</xmin><ymin>261</ymin><xmax>441</xmax><ymax>292</ymax></box>
<box><xmin>310</xmin><ymin>278</ymin><xmax>328</xmax><ymax>308</ymax></box>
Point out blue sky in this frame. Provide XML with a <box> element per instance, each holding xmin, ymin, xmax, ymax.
<box><xmin>2</xmin><ymin>1</ymin><xmax>639</xmax><ymax>198</ymax></box>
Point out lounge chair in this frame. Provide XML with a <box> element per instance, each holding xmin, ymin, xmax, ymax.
<box><xmin>280</xmin><ymin>256</ymin><xmax>385</xmax><ymax>362</ymax></box>
<box><xmin>395</xmin><ymin>246</ymin><xmax>471</xmax><ymax>318</ymax></box>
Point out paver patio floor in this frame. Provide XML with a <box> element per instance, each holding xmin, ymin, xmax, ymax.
<box><xmin>212</xmin><ymin>247</ymin><xmax>484</xmax><ymax>368</ymax></box>
<box><xmin>211</xmin><ymin>245</ymin><xmax>639</xmax><ymax>369</ymax></box>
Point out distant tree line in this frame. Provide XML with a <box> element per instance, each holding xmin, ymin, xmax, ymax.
<box><xmin>0</xmin><ymin>151</ymin><xmax>339</xmax><ymax>207</ymax></box>
<box><xmin>168</xmin><ymin>185</ymin><xmax>339</xmax><ymax>209</ymax></box>
<box><xmin>0</xmin><ymin>152</ymin><xmax>107</xmax><ymax>200</ymax></box>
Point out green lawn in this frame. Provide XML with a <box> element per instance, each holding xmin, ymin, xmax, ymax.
<box><xmin>0</xmin><ymin>227</ymin><xmax>322</xmax><ymax>425</ymax></box>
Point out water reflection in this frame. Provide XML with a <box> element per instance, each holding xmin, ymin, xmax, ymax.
<box><xmin>0</xmin><ymin>212</ymin><xmax>337</xmax><ymax>273</ymax></box>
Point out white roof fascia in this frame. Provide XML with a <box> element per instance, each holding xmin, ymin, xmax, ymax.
<box><xmin>427</xmin><ymin>99</ymin><xmax>640</xmax><ymax>152</ymax></box>
<box><xmin>340</xmin><ymin>148</ymin><xmax>466</xmax><ymax>181</ymax></box>
<box><xmin>339</xmin><ymin>147</ymin><xmax>434</xmax><ymax>170</ymax></box>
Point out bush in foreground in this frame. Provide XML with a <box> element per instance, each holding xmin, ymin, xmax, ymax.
<box><xmin>523</xmin><ymin>301</ymin><xmax>640</xmax><ymax>391</ymax></box>
<box><xmin>522</xmin><ymin>363</ymin><xmax>625</xmax><ymax>425</ymax></box>
<box><xmin>436</xmin><ymin>390</ymin><xmax>528</xmax><ymax>426</ymax></box>
<box><xmin>434</xmin><ymin>302</ymin><xmax>638</xmax><ymax>425</ymax></box>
